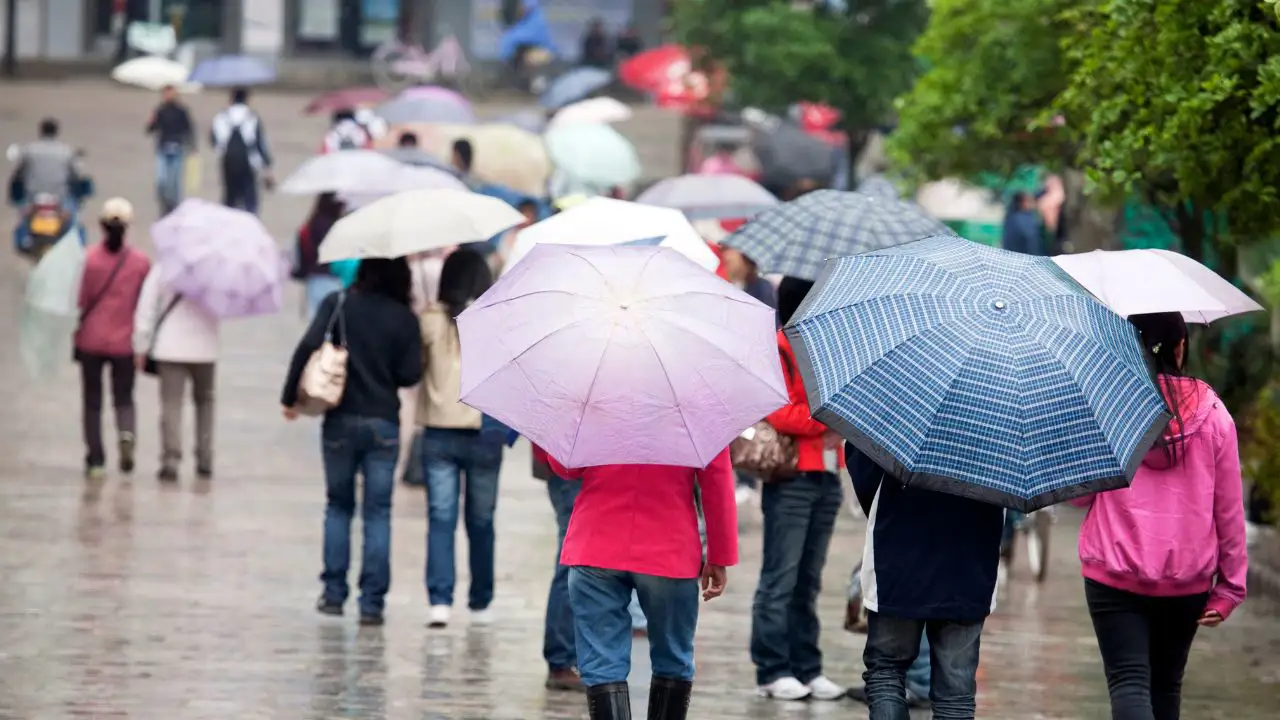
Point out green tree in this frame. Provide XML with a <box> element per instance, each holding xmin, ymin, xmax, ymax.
<box><xmin>1056</xmin><ymin>0</ymin><xmax>1280</xmax><ymax>260</ymax></box>
<box><xmin>888</xmin><ymin>0</ymin><xmax>1075</xmax><ymax>182</ymax></box>
<box><xmin>673</xmin><ymin>0</ymin><xmax>929</xmax><ymax>158</ymax></box>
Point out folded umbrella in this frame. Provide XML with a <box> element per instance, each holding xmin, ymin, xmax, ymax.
<box><xmin>787</xmin><ymin>234</ymin><xmax>1170</xmax><ymax>511</ymax></box>
<box><xmin>304</xmin><ymin>86</ymin><xmax>390</xmax><ymax>115</ymax></box>
<box><xmin>458</xmin><ymin>244</ymin><xmax>788</xmax><ymax>467</ymax></box>
<box><xmin>505</xmin><ymin>197</ymin><xmax>719</xmax><ymax>273</ymax></box>
<box><xmin>544</xmin><ymin>123</ymin><xmax>641</xmax><ymax>190</ymax></box>
<box><xmin>376</xmin><ymin>96</ymin><xmax>476</xmax><ymax>125</ymax></box>
<box><xmin>112</xmin><ymin>56</ymin><xmax>200</xmax><ymax>93</ymax></box>
<box><xmin>319</xmin><ymin>188</ymin><xmax>526</xmax><ymax>263</ymax></box>
<box><xmin>540</xmin><ymin>67</ymin><xmax>614</xmax><ymax>110</ymax></box>
<box><xmin>153</xmin><ymin>199</ymin><xmax>288</xmax><ymax>319</ymax></box>
<box><xmin>281</xmin><ymin>150</ymin><xmax>467</xmax><ymax>196</ymax></box>
<box><xmin>635</xmin><ymin>174</ymin><xmax>778</xmax><ymax>221</ymax></box>
<box><xmin>548</xmin><ymin>97</ymin><xmax>632</xmax><ymax>128</ymax></box>
<box><xmin>188</xmin><ymin>55</ymin><xmax>275</xmax><ymax>87</ymax></box>
<box><xmin>21</xmin><ymin>230</ymin><xmax>83</xmax><ymax>379</ymax></box>
<box><xmin>723</xmin><ymin>189</ymin><xmax>953</xmax><ymax>281</ymax></box>
<box><xmin>1052</xmin><ymin>249</ymin><xmax>1264</xmax><ymax>324</ymax></box>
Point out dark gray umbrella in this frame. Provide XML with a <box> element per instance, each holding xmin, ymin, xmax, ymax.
<box><xmin>752</xmin><ymin>122</ymin><xmax>839</xmax><ymax>190</ymax></box>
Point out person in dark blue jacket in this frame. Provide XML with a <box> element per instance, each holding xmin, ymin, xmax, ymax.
<box><xmin>1000</xmin><ymin>191</ymin><xmax>1045</xmax><ymax>255</ymax></box>
<box><xmin>846</xmin><ymin>443</ymin><xmax>1004</xmax><ymax>719</ymax></box>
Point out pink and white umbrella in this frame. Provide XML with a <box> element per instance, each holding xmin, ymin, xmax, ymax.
<box><xmin>152</xmin><ymin>199</ymin><xmax>288</xmax><ymax>319</ymax></box>
<box><xmin>457</xmin><ymin>243</ymin><xmax>787</xmax><ymax>468</ymax></box>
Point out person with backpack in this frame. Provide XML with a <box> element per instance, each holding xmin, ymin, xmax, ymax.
<box><xmin>210</xmin><ymin>87</ymin><xmax>273</xmax><ymax>215</ymax></box>
<box><xmin>320</xmin><ymin>109</ymin><xmax>372</xmax><ymax>154</ymax></box>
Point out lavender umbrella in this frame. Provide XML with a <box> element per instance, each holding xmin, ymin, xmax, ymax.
<box><xmin>152</xmin><ymin>199</ymin><xmax>288</xmax><ymax>319</ymax></box>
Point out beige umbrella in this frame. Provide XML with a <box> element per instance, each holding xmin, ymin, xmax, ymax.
<box><xmin>376</xmin><ymin>122</ymin><xmax>552</xmax><ymax>196</ymax></box>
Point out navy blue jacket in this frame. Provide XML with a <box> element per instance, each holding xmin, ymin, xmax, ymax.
<box><xmin>847</xmin><ymin>443</ymin><xmax>1005</xmax><ymax>621</ymax></box>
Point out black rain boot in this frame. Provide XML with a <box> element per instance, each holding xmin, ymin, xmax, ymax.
<box><xmin>647</xmin><ymin>676</ymin><xmax>692</xmax><ymax>720</ymax></box>
<box><xmin>586</xmin><ymin>681</ymin><xmax>632</xmax><ymax>720</ymax></box>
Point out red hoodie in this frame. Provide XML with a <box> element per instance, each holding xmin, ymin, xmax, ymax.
<box><xmin>765</xmin><ymin>331</ymin><xmax>843</xmax><ymax>472</ymax></box>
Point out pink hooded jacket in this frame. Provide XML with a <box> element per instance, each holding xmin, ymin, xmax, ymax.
<box><xmin>1075</xmin><ymin>376</ymin><xmax>1248</xmax><ymax>619</ymax></box>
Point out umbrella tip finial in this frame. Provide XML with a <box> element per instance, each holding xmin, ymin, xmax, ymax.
<box><xmin>992</xmin><ymin>299</ymin><xmax>1008</xmax><ymax>311</ymax></box>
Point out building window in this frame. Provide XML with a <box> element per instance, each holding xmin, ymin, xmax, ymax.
<box><xmin>295</xmin><ymin>0</ymin><xmax>404</xmax><ymax>55</ymax></box>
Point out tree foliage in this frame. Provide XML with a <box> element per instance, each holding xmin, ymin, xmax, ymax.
<box><xmin>1056</xmin><ymin>0</ymin><xmax>1280</xmax><ymax>251</ymax></box>
<box><xmin>887</xmin><ymin>0</ymin><xmax>1074</xmax><ymax>181</ymax></box>
<box><xmin>673</xmin><ymin>0</ymin><xmax>929</xmax><ymax>149</ymax></box>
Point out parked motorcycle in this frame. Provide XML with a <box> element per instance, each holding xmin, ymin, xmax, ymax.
<box><xmin>7</xmin><ymin>144</ymin><xmax>92</xmax><ymax>262</ymax></box>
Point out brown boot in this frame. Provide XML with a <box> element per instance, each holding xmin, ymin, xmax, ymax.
<box><xmin>546</xmin><ymin>667</ymin><xmax>585</xmax><ymax>691</ymax></box>
<box><xmin>586</xmin><ymin>682</ymin><xmax>631</xmax><ymax>720</ymax></box>
<box><xmin>647</xmin><ymin>677</ymin><xmax>692</xmax><ymax>720</ymax></box>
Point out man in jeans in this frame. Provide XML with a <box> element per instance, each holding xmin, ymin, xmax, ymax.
<box><xmin>145</xmin><ymin>84</ymin><xmax>194</xmax><ymax>216</ymax></box>
<box><xmin>846</xmin><ymin>444</ymin><xmax>1004</xmax><ymax>719</ymax></box>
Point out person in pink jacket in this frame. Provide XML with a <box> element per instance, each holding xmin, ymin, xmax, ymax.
<box><xmin>546</xmin><ymin>450</ymin><xmax>738</xmax><ymax>720</ymax></box>
<box><xmin>74</xmin><ymin>198</ymin><xmax>151</xmax><ymax>479</ymax></box>
<box><xmin>1076</xmin><ymin>311</ymin><xmax>1247</xmax><ymax>720</ymax></box>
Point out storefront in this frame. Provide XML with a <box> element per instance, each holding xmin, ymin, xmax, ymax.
<box><xmin>289</xmin><ymin>0</ymin><xmax>410</xmax><ymax>56</ymax></box>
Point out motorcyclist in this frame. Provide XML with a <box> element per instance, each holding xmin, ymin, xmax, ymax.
<box><xmin>9</xmin><ymin>118</ymin><xmax>91</xmax><ymax>257</ymax></box>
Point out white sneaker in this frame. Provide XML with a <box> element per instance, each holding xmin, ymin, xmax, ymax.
<box><xmin>427</xmin><ymin>605</ymin><xmax>451</xmax><ymax>628</ymax></box>
<box><xmin>806</xmin><ymin>675</ymin><xmax>846</xmax><ymax>701</ymax></box>
<box><xmin>757</xmin><ymin>676</ymin><xmax>811</xmax><ymax>700</ymax></box>
<box><xmin>470</xmin><ymin>607</ymin><xmax>494</xmax><ymax>626</ymax></box>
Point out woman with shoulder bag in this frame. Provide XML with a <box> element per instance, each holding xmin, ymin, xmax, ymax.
<box><xmin>280</xmin><ymin>258</ymin><xmax>423</xmax><ymax>626</ymax></box>
<box><xmin>74</xmin><ymin>198</ymin><xmax>151</xmax><ymax>480</ymax></box>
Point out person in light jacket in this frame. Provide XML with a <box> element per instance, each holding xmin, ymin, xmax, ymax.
<box><xmin>133</xmin><ymin>263</ymin><xmax>220</xmax><ymax>481</ymax></box>
<box><xmin>1075</xmin><ymin>312</ymin><xmax>1247</xmax><ymax>720</ymax></box>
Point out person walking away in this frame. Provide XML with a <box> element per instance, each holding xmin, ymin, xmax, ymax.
<box><xmin>1076</xmin><ymin>312</ymin><xmax>1247</xmax><ymax>720</ymax></box>
<box><xmin>146</xmin><ymin>84</ymin><xmax>195</xmax><ymax>216</ymax></box>
<box><xmin>1000</xmin><ymin>191</ymin><xmax>1044</xmax><ymax>255</ymax></box>
<box><xmin>419</xmin><ymin>250</ymin><xmax>505</xmax><ymax>628</ymax></box>
<box><xmin>397</xmin><ymin>247</ymin><xmax>455</xmax><ymax>487</ymax></box>
<box><xmin>579</xmin><ymin>18</ymin><xmax>613</xmax><ymax>68</ymax></box>
<box><xmin>210</xmin><ymin>87</ymin><xmax>274</xmax><ymax>214</ymax></box>
<box><xmin>133</xmin><ymin>259</ymin><xmax>220</xmax><ymax>482</ymax></box>
<box><xmin>281</xmin><ymin>259</ymin><xmax>423</xmax><ymax>626</ymax></box>
<box><xmin>532</xmin><ymin>444</ymin><xmax>584</xmax><ymax>691</ymax></box>
<box><xmin>293</xmin><ymin>193</ymin><xmax>348</xmax><ymax>321</ymax></box>
<box><xmin>750</xmin><ymin>276</ymin><xmax>846</xmax><ymax>702</ymax></box>
<box><xmin>75</xmin><ymin>198</ymin><xmax>151</xmax><ymax>480</ymax></box>
<box><xmin>320</xmin><ymin>109</ymin><xmax>372</xmax><ymax>154</ymax></box>
<box><xmin>847</xmin><ymin>440</ymin><xmax>1004</xmax><ymax>720</ymax></box>
<box><xmin>543</xmin><ymin>448</ymin><xmax>737</xmax><ymax>720</ymax></box>
<box><xmin>451</xmin><ymin>139</ymin><xmax>476</xmax><ymax>187</ymax></box>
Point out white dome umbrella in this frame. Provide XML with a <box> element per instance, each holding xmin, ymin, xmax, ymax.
<box><xmin>339</xmin><ymin>163</ymin><xmax>470</xmax><ymax>208</ymax></box>
<box><xmin>635</xmin><ymin>174</ymin><xmax>778</xmax><ymax>221</ymax></box>
<box><xmin>503</xmin><ymin>197</ymin><xmax>721</xmax><ymax>274</ymax></box>
<box><xmin>1052</xmin><ymin>249</ymin><xmax>1264</xmax><ymax>324</ymax></box>
<box><xmin>280</xmin><ymin>150</ymin><xmax>466</xmax><ymax>196</ymax></box>
<box><xmin>110</xmin><ymin>56</ymin><xmax>200</xmax><ymax>93</ymax></box>
<box><xmin>319</xmin><ymin>188</ymin><xmax>526</xmax><ymax>263</ymax></box>
<box><xmin>547</xmin><ymin>97</ymin><xmax>633</xmax><ymax>128</ymax></box>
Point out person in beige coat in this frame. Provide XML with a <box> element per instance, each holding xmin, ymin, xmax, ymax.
<box><xmin>133</xmin><ymin>265</ymin><xmax>220</xmax><ymax>481</ymax></box>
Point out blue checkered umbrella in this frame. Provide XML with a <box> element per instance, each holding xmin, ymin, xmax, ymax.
<box><xmin>723</xmin><ymin>189</ymin><xmax>953</xmax><ymax>281</ymax></box>
<box><xmin>786</xmin><ymin>234</ymin><xmax>1170</xmax><ymax>511</ymax></box>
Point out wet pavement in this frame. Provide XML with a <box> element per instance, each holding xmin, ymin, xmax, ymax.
<box><xmin>0</xmin><ymin>81</ymin><xmax>1278</xmax><ymax>719</ymax></box>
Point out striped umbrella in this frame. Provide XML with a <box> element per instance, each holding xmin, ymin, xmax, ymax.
<box><xmin>723</xmin><ymin>189</ymin><xmax>953</xmax><ymax>281</ymax></box>
<box><xmin>786</xmin><ymin>234</ymin><xmax>1170</xmax><ymax>511</ymax></box>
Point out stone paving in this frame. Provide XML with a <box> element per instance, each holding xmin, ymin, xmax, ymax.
<box><xmin>0</xmin><ymin>81</ymin><xmax>1278</xmax><ymax>719</ymax></box>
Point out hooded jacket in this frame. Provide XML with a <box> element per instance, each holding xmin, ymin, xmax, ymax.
<box><xmin>1075</xmin><ymin>376</ymin><xmax>1248</xmax><ymax>619</ymax></box>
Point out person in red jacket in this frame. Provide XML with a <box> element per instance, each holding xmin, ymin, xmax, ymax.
<box><xmin>750</xmin><ymin>276</ymin><xmax>848</xmax><ymax>702</ymax></box>
<box><xmin>546</xmin><ymin>450</ymin><xmax>737</xmax><ymax>720</ymax></box>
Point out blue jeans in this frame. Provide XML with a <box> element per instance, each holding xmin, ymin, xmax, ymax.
<box><xmin>422</xmin><ymin>427</ymin><xmax>503</xmax><ymax>609</ymax></box>
<box><xmin>155</xmin><ymin>147</ymin><xmax>185</xmax><ymax>213</ymax></box>
<box><xmin>319</xmin><ymin>415</ymin><xmax>399</xmax><ymax>616</ymax></box>
<box><xmin>544</xmin><ymin>475</ymin><xmax>580</xmax><ymax>671</ymax></box>
<box><xmin>864</xmin><ymin>612</ymin><xmax>984</xmax><ymax>719</ymax></box>
<box><xmin>568</xmin><ymin>566</ymin><xmax>699</xmax><ymax>686</ymax></box>
<box><xmin>750</xmin><ymin>471</ymin><xmax>842</xmax><ymax>685</ymax></box>
<box><xmin>305</xmin><ymin>274</ymin><xmax>344</xmax><ymax>322</ymax></box>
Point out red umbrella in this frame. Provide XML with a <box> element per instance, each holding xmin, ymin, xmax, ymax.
<box><xmin>303</xmin><ymin>87</ymin><xmax>391</xmax><ymax>115</ymax></box>
<box><xmin>619</xmin><ymin>45</ymin><xmax>692</xmax><ymax>92</ymax></box>
<box><xmin>797</xmin><ymin>102</ymin><xmax>841</xmax><ymax>132</ymax></box>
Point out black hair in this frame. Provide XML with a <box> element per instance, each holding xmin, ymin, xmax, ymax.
<box><xmin>1130</xmin><ymin>311</ymin><xmax>1191</xmax><ymax>465</ymax></box>
<box><xmin>353</xmin><ymin>257</ymin><xmax>412</xmax><ymax>307</ymax></box>
<box><xmin>38</xmin><ymin>118</ymin><xmax>58</xmax><ymax>138</ymax></box>
<box><xmin>438</xmin><ymin>249</ymin><xmax>493</xmax><ymax>321</ymax></box>
<box><xmin>231</xmin><ymin>87</ymin><xmax>250</xmax><ymax>105</ymax></box>
<box><xmin>777</xmin><ymin>276</ymin><xmax>814</xmax><ymax>327</ymax></box>
<box><xmin>331</xmin><ymin>108</ymin><xmax>356</xmax><ymax>123</ymax></box>
<box><xmin>100</xmin><ymin>219</ymin><xmax>127</xmax><ymax>253</ymax></box>
<box><xmin>398</xmin><ymin>132</ymin><xmax>419</xmax><ymax>148</ymax></box>
<box><xmin>452</xmin><ymin>139</ymin><xmax>474</xmax><ymax>172</ymax></box>
<box><xmin>516</xmin><ymin>199</ymin><xmax>538</xmax><ymax>214</ymax></box>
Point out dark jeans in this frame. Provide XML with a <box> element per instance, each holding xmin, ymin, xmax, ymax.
<box><xmin>544</xmin><ymin>475</ymin><xmax>580</xmax><ymax>671</ymax></box>
<box><xmin>749</xmin><ymin>471</ymin><xmax>842</xmax><ymax>685</ymax></box>
<box><xmin>864</xmin><ymin>611</ymin><xmax>985</xmax><ymax>719</ymax></box>
<box><xmin>78</xmin><ymin>352</ymin><xmax>136</xmax><ymax>468</ymax></box>
<box><xmin>221</xmin><ymin>174</ymin><xmax>259</xmax><ymax>215</ymax></box>
<box><xmin>319</xmin><ymin>415</ymin><xmax>399</xmax><ymax>616</ymax></box>
<box><xmin>568</xmin><ymin>566</ymin><xmax>699</xmax><ymax>686</ymax></box>
<box><xmin>1084</xmin><ymin>579</ymin><xmax>1208</xmax><ymax>720</ymax></box>
<box><xmin>421</xmin><ymin>427</ymin><xmax>503</xmax><ymax>609</ymax></box>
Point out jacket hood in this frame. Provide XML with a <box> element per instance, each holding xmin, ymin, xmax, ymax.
<box><xmin>1141</xmin><ymin>375</ymin><xmax>1218</xmax><ymax>470</ymax></box>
